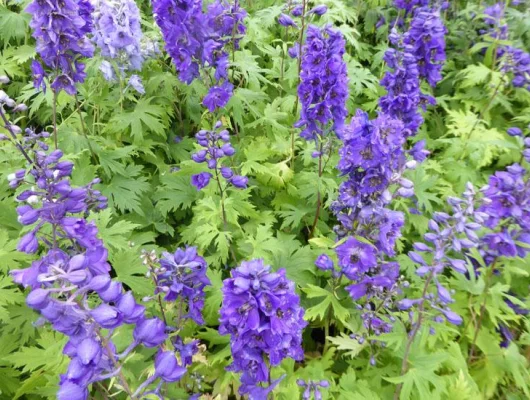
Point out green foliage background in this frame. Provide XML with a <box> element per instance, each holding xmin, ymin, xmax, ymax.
<box><xmin>0</xmin><ymin>0</ymin><xmax>530</xmax><ymax>399</ymax></box>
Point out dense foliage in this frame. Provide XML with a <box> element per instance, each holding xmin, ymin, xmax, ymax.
<box><xmin>0</xmin><ymin>0</ymin><xmax>530</xmax><ymax>399</ymax></box>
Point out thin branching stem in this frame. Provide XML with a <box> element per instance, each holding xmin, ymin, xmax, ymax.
<box><xmin>52</xmin><ymin>90</ymin><xmax>58</xmax><ymax>149</ymax></box>
<box><xmin>309</xmin><ymin>141</ymin><xmax>324</xmax><ymax>238</ymax></box>
<box><xmin>0</xmin><ymin>107</ymin><xmax>33</xmax><ymax>165</ymax></box>
<box><xmin>393</xmin><ymin>272</ymin><xmax>434</xmax><ymax>400</ymax></box>
<box><xmin>468</xmin><ymin>260</ymin><xmax>496</xmax><ymax>362</ymax></box>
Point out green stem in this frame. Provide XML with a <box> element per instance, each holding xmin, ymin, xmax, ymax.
<box><xmin>52</xmin><ymin>90</ymin><xmax>58</xmax><ymax>149</ymax></box>
<box><xmin>468</xmin><ymin>260</ymin><xmax>496</xmax><ymax>362</ymax></box>
<box><xmin>393</xmin><ymin>272</ymin><xmax>434</xmax><ymax>400</ymax></box>
<box><xmin>309</xmin><ymin>141</ymin><xmax>324</xmax><ymax>238</ymax></box>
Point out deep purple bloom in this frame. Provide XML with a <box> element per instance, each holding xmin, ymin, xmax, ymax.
<box><xmin>202</xmin><ymin>82</ymin><xmax>234</xmax><ymax>111</ymax></box>
<box><xmin>153</xmin><ymin>0</ymin><xmax>246</xmax><ymax>110</ymax></box>
<box><xmin>191</xmin><ymin>172</ymin><xmax>212</xmax><ymax>190</ymax></box>
<box><xmin>308</xmin><ymin>5</ymin><xmax>327</xmax><ymax>16</ymax></box>
<box><xmin>315</xmin><ymin>254</ymin><xmax>334</xmax><ymax>271</ymax></box>
<box><xmin>154</xmin><ymin>246</ymin><xmax>210</xmax><ymax>325</ymax></box>
<box><xmin>278</xmin><ymin>13</ymin><xmax>297</xmax><ymax>27</ymax></box>
<box><xmin>154</xmin><ymin>351</ymin><xmax>187</xmax><ymax>382</ymax></box>
<box><xmin>219</xmin><ymin>259</ymin><xmax>306</xmax><ymax>397</ymax></box>
<box><xmin>296</xmin><ymin>25</ymin><xmax>349</xmax><ymax>141</ymax></box>
<box><xmin>134</xmin><ymin>317</ymin><xmax>168</xmax><ymax>347</ymax></box>
<box><xmin>27</xmin><ymin>0</ymin><xmax>94</xmax><ymax>94</ymax></box>
<box><xmin>336</xmin><ymin>237</ymin><xmax>377</xmax><ymax>280</ymax></box>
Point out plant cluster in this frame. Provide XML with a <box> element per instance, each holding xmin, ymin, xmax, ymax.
<box><xmin>0</xmin><ymin>0</ymin><xmax>530</xmax><ymax>399</ymax></box>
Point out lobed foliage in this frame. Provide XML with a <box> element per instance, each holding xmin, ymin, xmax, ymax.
<box><xmin>0</xmin><ymin>0</ymin><xmax>529</xmax><ymax>399</ymax></box>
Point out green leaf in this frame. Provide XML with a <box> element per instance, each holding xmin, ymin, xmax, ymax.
<box><xmin>328</xmin><ymin>333</ymin><xmax>366</xmax><ymax>358</ymax></box>
<box><xmin>0</xmin><ymin>8</ymin><xmax>30</xmax><ymax>43</ymax></box>
<box><xmin>102</xmin><ymin>165</ymin><xmax>151</xmax><ymax>214</ymax></box>
<box><xmin>153</xmin><ymin>173</ymin><xmax>198</xmax><ymax>215</ymax></box>
<box><xmin>107</xmin><ymin>98</ymin><xmax>168</xmax><ymax>143</ymax></box>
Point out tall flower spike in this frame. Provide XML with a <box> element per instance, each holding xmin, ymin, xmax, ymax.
<box><xmin>26</xmin><ymin>0</ymin><xmax>94</xmax><ymax>94</ymax></box>
<box><xmin>405</xmin><ymin>6</ymin><xmax>446</xmax><ymax>87</ymax></box>
<box><xmin>152</xmin><ymin>0</ymin><xmax>246</xmax><ymax>111</ymax></box>
<box><xmin>219</xmin><ymin>259</ymin><xmax>306</xmax><ymax>398</ymax></box>
<box><xmin>399</xmin><ymin>184</ymin><xmax>483</xmax><ymax>327</ymax></box>
<box><xmin>379</xmin><ymin>31</ymin><xmax>426</xmax><ymax>136</ymax></box>
<box><xmin>296</xmin><ymin>24</ymin><xmax>349</xmax><ymax>141</ymax></box>
<box><xmin>2</xmin><ymin>91</ymin><xmax>197</xmax><ymax>399</ymax></box>
<box><xmin>191</xmin><ymin>121</ymin><xmax>248</xmax><ymax>190</ymax></box>
<box><xmin>93</xmin><ymin>0</ymin><xmax>146</xmax><ymax>92</ymax></box>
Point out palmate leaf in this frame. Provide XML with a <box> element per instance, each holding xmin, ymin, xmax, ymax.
<box><xmin>458</xmin><ymin>63</ymin><xmax>495</xmax><ymax>88</ymax></box>
<box><xmin>348</xmin><ymin>58</ymin><xmax>379</xmax><ymax>96</ymax></box>
<box><xmin>303</xmin><ymin>284</ymin><xmax>350</xmax><ymax>324</ymax></box>
<box><xmin>101</xmin><ymin>165</ymin><xmax>151</xmax><ymax>215</ymax></box>
<box><xmin>0</xmin><ymin>275</ymin><xmax>25</xmax><ymax>322</ymax></box>
<box><xmin>203</xmin><ymin>269</ymin><xmax>225</xmax><ymax>326</ymax></box>
<box><xmin>110</xmin><ymin>248</ymin><xmax>153</xmax><ymax>297</ymax></box>
<box><xmin>328</xmin><ymin>333</ymin><xmax>366</xmax><ymax>358</ymax></box>
<box><xmin>98</xmin><ymin>146</ymin><xmax>137</xmax><ymax>177</ymax></box>
<box><xmin>3</xmin><ymin>330</ymin><xmax>67</xmax><ymax>374</ymax></box>
<box><xmin>107</xmin><ymin>98</ymin><xmax>168</xmax><ymax>143</ymax></box>
<box><xmin>246</xmin><ymin>98</ymin><xmax>290</xmax><ymax>134</ymax></box>
<box><xmin>90</xmin><ymin>209</ymin><xmax>140</xmax><ymax>251</ymax></box>
<box><xmin>0</xmin><ymin>7</ymin><xmax>30</xmax><ymax>43</ymax></box>
<box><xmin>385</xmin><ymin>367</ymin><xmax>446</xmax><ymax>400</ymax></box>
<box><xmin>0</xmin><ymin>48</ymin><xmax>24</xmax><ymax>77</ymax></box>
<box><xmin>153</xmin><ymin>173</ymin><xmax>198</xmax><ymax>215</ymax></box>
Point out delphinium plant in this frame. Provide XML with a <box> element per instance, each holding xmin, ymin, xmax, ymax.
<box><xmin>26</xmin><ymin>0</ymin><xmax>94</xmax><ymax>147</ymax></box>
<box><xmin>152</xmin><ymin>0</ymin><xmax>246</xmax><ymax>112</ymax></box>
<box><xmin>92</xmin><ymin>0</ymin><xmax>147</xmax><ymax>96</ymax></box>
<box><xmin>296</xmin><ymin>23</ymin><xmax>349</xmax><ymax>237</ymax></box>
<box><xmin>2</xmin><ymin>0</ymin><xmax>530</xmax><ymax>398</ymax></box>
<box><xmin>219</xmin><ymin>259</ymin><xmax>306</xmax><ymax>398</ymax></box>
<box><xmin>1</xmin><ymin>80</ymin><xmax>209</xmax><ymax>399</ymax></box>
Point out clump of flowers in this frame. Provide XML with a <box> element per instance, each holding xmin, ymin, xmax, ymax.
<box><xmin>379</xmin><ymin>30</ymin><xmax>427</xmax><ymax>136</ymax></box>
<box><xmin>150</xmin><ymin>246</ymin><xmax>210</xmax><ymax>325</ymax></box>
<box><xmin>399</xmin><ymin>185</ymin><xmax>483</xmax><ymax>327</ymax></box>
<box><xmin>334</xmin><ymin>110</ymin><xmax>409</xmax><ymax>228</ymax></box>
<box><xmin>479</xmin><ymin>3</ymin><xmax>530</xmax><ymax>91</ymax></box>
<box><xmin>191</xmin><ymin>121</ymin><xmax>248</xmax><ymax>190</ymax></box>
<box><xmin>295</xmin><ymin>24</ymin><xmax>349</xmax><ymax>141</ymax></box>
<box><xmin>502</xmin><ymin>47</ymin><xmax>530</xmax><ymax>90</ymax></box>
<box><xmin>219</xmin><ymin>259</ymin><xmax>306</xmax><ymax>398</ymax></box>
<box><xmin>479</xmin><ymin>162</ymin><xmax>530</xmax><ymax>263</ymax></box>
<box><xmin>27</xmin><ymin>0</ymin><xmax>94</xmax><ymax>94</ymax></box>
<box><xmin>93</xmin><ymin>0</ymin><xmax>146</xmax><ymax>93</ymax></box>
<box><xmin>393</xmin><ymin>0</ymin><xmax>428</xmax><ymax>13</ymax></box>
<box><xmin>297</xmin><ymin>379</ymin><xmax>330</xmax><ymax>400</ymax></box>
<box><xmin>405</xmin><ymin>6</ymin><xmax>446</xmax><ymax>87</ymax></box>
<box><xmin>152</xmin><ymin>0</ymin><xmax>246</xmax><ymax>111</ymax></box>
<box><xmin>2</xmin><ymin>80</ymin><xmax>205</xmax><ymax>399</ymax></box>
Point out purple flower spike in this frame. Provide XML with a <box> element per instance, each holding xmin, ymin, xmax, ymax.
<box><xmin>190</xmin><ymin>122</ymin><xmax>247</xmax><ymax>191</ymax></box>
<box><xmin>153</xmin><ymin>0</ymin><xmax>246</xmax><ymax>110</ymax></box>
<box><xmin>219</xmin><ymin>259</ymin><xmax>306</xmax><ymax>397</ymax></box>
<box><xmin>297</xmin><ymin>25</ymin><xmax>349</xmax><ymax>141</ymax></box>
<box><xmin>26</xmin><ymin>0</ymin><xmax>94</xmax><ymax>94</ymax></box>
